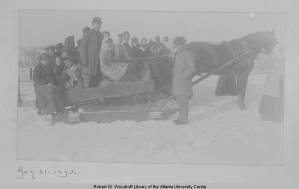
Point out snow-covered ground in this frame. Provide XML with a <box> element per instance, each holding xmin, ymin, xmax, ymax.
<box><xmin>17</xmin><ymin>75</ymin><xmax>283</xmax><ymax>165</ymax></box>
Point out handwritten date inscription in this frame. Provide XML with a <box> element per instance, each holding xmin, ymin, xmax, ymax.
<box><xmin>17</xmin><ymin>166</ymin><xmax>78</xmax><ymax>180</ymax></box>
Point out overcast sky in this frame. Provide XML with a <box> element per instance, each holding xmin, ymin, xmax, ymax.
<box><xmin>18</xmin><ymin>10</ymin><xmax>286</xmax><ymax>48</ymax></box>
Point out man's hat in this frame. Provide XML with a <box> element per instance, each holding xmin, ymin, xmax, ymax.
<box><xmin>174</xmin><ymin>36</ymin><xmax>186</xmax><ymax>46</ymax></box>
<box><xmin>82</xmin><ymin>26</ymin><xmax>90</xmax><ymax>33</ymax></box>
<box><xmin>92</xmin><ymin>17</ymin><xmax>102</xmax><ymax>24</ymax></box>
<box><xmin>55</xmin><ymin>43</ymin><xmax>63</xmax><ymax>49</ymax></box>
<box><xmin>39</xmin><ymin>53</ymin><xmax>49</xmax><ymax>62</ymax></box>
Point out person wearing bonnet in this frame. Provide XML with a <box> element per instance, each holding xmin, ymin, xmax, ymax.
<box><xmin>259</xmin><ymin>43</ymin><xmax>285</xmax><ymax>123</ymax></box>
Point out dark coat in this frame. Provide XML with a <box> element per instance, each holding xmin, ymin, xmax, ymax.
<box><xmin>33</xmin><ymin>63</ymin><xmax>56</xmax><ymax>113</ymax></box>
<box><xmin>172</xmin><ymin>49</ymin><xmax>196</xmax><ymax>97</ymax></box>
<box><xmin>79</xmin><ymin>29</ymin><xmax>104</xmax><ymax>75</ymax></box>
<box><xmin>63</xmin><ymin>36</ymin><xmax>76</xmax><ymax>59</ymax></box>
<box><xmin>33</xmin><ymin>63</ymin><xmax>54</xmax><ymax>86</ymax></box>
<box><xmin>52</xmin><ymin>64</ymin><xmax>64</xmax><ymax>86</ymax></box>
<box><xmin>48</xmin><ymin>55</ymin><xmax>55</xmax><ymax>69</ymax></box>
<box><xmin>123</xmin><ymin>42</ymin><xmax>132</xmax><ymax>57</ymax></box>
<box><xmin>34</xmin><ymin>85</ymin><xmax>56</xmax><ymax>114</ymax></box>
<box><xmin>130</xmin><ymin>46</ymin><xmax>146</xmax><ymax>79</ymax></box>
<box><xmin>131</xmin><ymin>45</ymin><xmax>144</xmax><ymax>58</ymax></box>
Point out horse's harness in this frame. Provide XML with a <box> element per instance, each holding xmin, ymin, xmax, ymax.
<box><xmin>222</xmin><ymin>39</ymin><xmax>251</xmax><ymax>87</ymax></box>
<box><xmin>224</xmin><ymin>39</ymin><xmax>250</xmax><ymax>61</ymax></box>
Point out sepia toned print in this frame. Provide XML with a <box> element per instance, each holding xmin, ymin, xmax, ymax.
<box><xmin>17</xmin><ymin>10</ymin><xmax>285</xmax><ymax>164</ymax></box>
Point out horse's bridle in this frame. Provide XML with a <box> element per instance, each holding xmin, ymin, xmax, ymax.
<box><xmin>222</xmin><ymin>39</ymin><xmax>251</xmax><ymax>87</ymax></box>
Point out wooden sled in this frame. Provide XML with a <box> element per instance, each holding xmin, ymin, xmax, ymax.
<box><xmin>49</xmin><ymin>80</ymin><xmax>154</xmax><ymax>125</ymax></box>
<box><xmin>67</xmin><ymin>79</ymin><xmax>155</xmax><ymax>105</ymax></box>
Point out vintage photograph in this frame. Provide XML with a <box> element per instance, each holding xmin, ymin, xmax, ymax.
<box><xmin>17</xmin><ymin>10</ymin><xmax>286</xmax><ymax>164</ymax></box>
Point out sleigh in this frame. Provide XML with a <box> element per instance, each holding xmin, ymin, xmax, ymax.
<box><xmin>66</xmin><ymin>59</ymin><xmax>156</xmax><ymax>105</ymax></box>
<box><xmin>57</xmin><ymin>74</ymin><xmax>155</xmax><ymax>124</ymax></box>
<box><xmin>67</xmin><ymin>79</ymin><xmax>155</xmax><ymax>105</ymax></box>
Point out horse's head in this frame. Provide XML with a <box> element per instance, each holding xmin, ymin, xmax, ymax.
<box><xmin>242</xmin><ymin>30</ymin><xmax>277</xmax><ymax>55</ymax></box>
<box><xmin>261</xmin><ymin>30</ymin><xmax>278</xmax><ymax>53</ymax></box>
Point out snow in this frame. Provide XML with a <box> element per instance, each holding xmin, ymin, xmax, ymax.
<box><xmin>17</xmin><ymin>75</ymin><xmax>283</xmax><ymax>164</ymax></box>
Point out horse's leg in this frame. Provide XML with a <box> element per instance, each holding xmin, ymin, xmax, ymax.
<box><xmin>236</xmin><ymin>58</ymin><xmax>254</xmax><ymax>110</ymax></box>
<box><xmin>237</xmin><ymin>75</ymin><xmax>249</xmax><ymax>110</ymax></box>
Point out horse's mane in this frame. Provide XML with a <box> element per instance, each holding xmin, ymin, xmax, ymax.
<box><xmin>185</xmin><ymin>30</ymin><xmax>275</xmax><ymax>54</ymax></box>
<box><xmin>186</xmin><ymin>31</ymin><xmax>273</xmax><ymax>46</ymax></box>
<box><xmin>239</xmin><ymin>30</ymin><xmax>273</xmax><ymax>42</ymax></box>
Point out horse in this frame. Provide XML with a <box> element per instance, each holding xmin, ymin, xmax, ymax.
<box><xmin>183</xmin><ymin>31</ymin><xmax>277</xmax><ymax>109</ymax></box>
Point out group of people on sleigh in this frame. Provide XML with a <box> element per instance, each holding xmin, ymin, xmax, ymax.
<box><xmin>99</xmin><ymin>31</ymin><xmax>173</xmax><ymax>88</ymax></box>
<box><xmin>32</xmin><ymin>17</ymin><xmax>174</xmax><ymax>120</ymax></box>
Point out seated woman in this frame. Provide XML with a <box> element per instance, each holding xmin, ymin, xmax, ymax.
<box><xmin>99</xmin><ymin>37</ymin><xmax>129</xmax><ymax>83</ymax></box>
<box><xmin>60</xmin><ymin>57</ymin><xmax>82</xmax><ymax>88</ymax></box>
<box><xmin>52</xmin><ymin>57</ymin><xmax>80</xmax><ymax>113</ymax></box>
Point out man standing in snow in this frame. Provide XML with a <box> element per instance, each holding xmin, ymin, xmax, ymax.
<box><xmin>79</xmin><ymin>17</ymin><xmax>104</xmax><ymax>87</ymax></box>
<box><xmin>172</xmin><ymin>36</ymin><xmax>196</xmax><ymax>125</ymax></box>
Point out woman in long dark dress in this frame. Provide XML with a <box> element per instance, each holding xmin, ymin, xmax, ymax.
<box><xmin>259</xmin><ymin>44</ymin><xmax>284</xmax><ymax>123</ymax></box>
<box><xmin>33</xmin><ymin>53</ymin><xmax>57</xmax><ymax>115</ymax></box>
<box><xmin>53</xmin><ymin>57</ymin><xmax>79</xmax><ymax>112</ymax></box>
